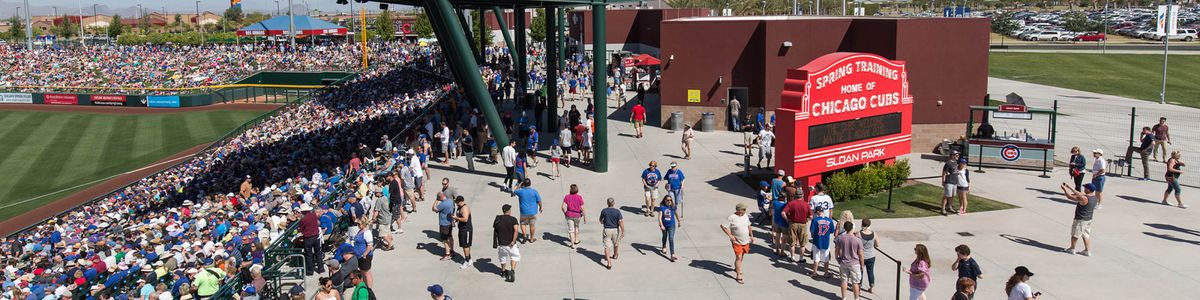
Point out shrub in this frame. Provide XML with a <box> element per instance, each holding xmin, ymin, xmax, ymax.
<box><xmin>825</xmin><ymin>159</ymin><xmax>911</xmax><ymax>202</ymax></box>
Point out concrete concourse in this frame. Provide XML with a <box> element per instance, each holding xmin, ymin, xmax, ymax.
<box><xmin>360</xmin><ymin>89</ymin><xmax>1198</xmax><ymax>299</ymax></box>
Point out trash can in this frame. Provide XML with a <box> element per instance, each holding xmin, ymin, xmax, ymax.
<box><xmin>670</xmin><ymin>112</ymin><xmax>684</xmax><ymax>131</ymax></box>
<box><xmin>700</xmin><ymin>112</ymin><xmax>716</xmax><ymax>132</ymax></box>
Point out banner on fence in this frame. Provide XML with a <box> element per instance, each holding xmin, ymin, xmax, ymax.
<box><xmin>90</xmin><ymin>94</ymin><xmax>127</xmax><ymax>106</ymax></box>
<box><xmin>147</xmin><ymin>95</ymin><xmax>181</xmax><ymax>108</ymax></box>
<box><xmin>44</xmin><ymin>94</ymin><xmax>79</xmax><ymax>105</ymax></box>
<box><xmin>0</xmin><ymin>93</ymin><xmax>33</xmax><ymax>104</ymax></box>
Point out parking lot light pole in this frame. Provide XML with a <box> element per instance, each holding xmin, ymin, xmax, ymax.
<box><xmin>1160</xmin><ymin>0</ymin><xmax>1171</xmax><ymax>105</ymax></box>
<box><xmin>1102</xmin><ymin>0</ymin><xmax>1108</xmax><ymax>54</ymax></box>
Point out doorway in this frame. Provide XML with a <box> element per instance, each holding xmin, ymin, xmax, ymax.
<box><xmin>728</xmin><ymin>87</ymin><xmax>750</xmax><ymax>131</ymax></box>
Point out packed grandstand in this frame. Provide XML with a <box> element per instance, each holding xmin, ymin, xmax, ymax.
<box><xmin>0</xmin><ymin>41</ymin><xmax>508</xmax><ymax>299</ymax></box>
<box><xmin>0</xmin><ymin>42</ymin><xmax>419</xmax><ymax>94</ymax></box>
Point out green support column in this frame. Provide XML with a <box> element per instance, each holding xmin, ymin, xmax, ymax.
<box><xmin>515</xmin><ymin>7</ymin><xmax>528</xmax><ymax>96</ymax></box>
<box><xmin>492</xmin><ymin>7</ymin><xmax>519</xmax><ymax>64</ymax></box>
<box><xmin>426</xmin><ymin>6</ymin><xmax>468</xmax><ymax>87</ymax></box>
<box><xmin>545</xmin><ymin>6</ymin><xmax>559</xmax><ymax>133</ymax></box>
<box><xmin>478</xmin><ymin>9</ymin><xmax>487</xmax><ymax>58</ymax></box>
<box><xmin>424</xmin><ymin>0</ymin><xmax>509</xmax><ymax>148</ymax></box>
<box><xmin>558</xmin><ymin>7</ymin><xmax>567</xmax><ymax>67</ymax></box>
<box><xmin>592</xmin><ymin>4</ymin><xmax>608</xmax><ymax>172</ymax></box>
<box><xmin>455</xmin><ymin>8</ymin><xmax>481</xmax><ymax>63</ymax></box>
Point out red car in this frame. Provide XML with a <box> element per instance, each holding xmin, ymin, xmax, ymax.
<box><xmin>1074</xmin><ymin>33</ymin><xmax>1107</xmax><ymax>41</ymax></box>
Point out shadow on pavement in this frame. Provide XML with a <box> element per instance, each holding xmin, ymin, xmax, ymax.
<box><xmin>472</xmin><ymin>258</ymin><xmax>504</xmax><ymax>276</ymax></box>
<box><xmin>1000</xmin><ymin>234</ymin><xmax>1063</xmax><ymax>253</ymax></box>
<box><xmin>629</xmin><ymin>242</ymin><xmax>669</xmax><ymax>260</ymax></box>
<box><xmin>416</xmin><ymin>242</ymin><xmax>446</xmax><ymax>258</ymax></box>
<box><xmin>1117</xmin><ymin>195</ymin><xmax>1159</xmax><ymax>205</ymax></box>
<box><xmin>542</xmin><ymin>232</ymin><xmax>572</xmax><ymax>248</ymax></box>
<box><xmin>788</xmin><ymin>279</ymin><xmax>840</xmax><ymax>299</ymax></box>
<box><xmin>1036</xmin><ymin>196</ymin><xmax>1074</xmax><ymax>205</ymax></box>
<box><xmin>704</xmin><ymin>172</ymin><xmax>757</xmax><ymax>198</ymax></box>
<box><xmin>1025</xmin><ymin>187</ymin><xmax>1062</xmax><ymax>196</ymax></box>
<box><xmin>422</xmin><ymin>230</ymin><xmax>440</xmax><ymax>240</ymax></box>
<box><xmin>687</xmin><ymin>259</ymin><xmax>735</xmax><ymax>280</ymax></box>
<box><xmin>901</xmin><ymin>201</ymin><xmax>942</xmax><ymax>214</ymax></box>
<box><xmin>619</xmin><ymin>205</ymin><xmax>647</xmax><ymax>215</ymax></box>
<box><xmin>1145</xmin><ymin>223</ymin><xmax>1200</xmax><ymax>236</ymax></box>
<box><xmin>429</xmin><ymin>163</ymin><xmax>506</xmax><ymax>178</ymax></box>
<box><xmin>575</xmin><ymin>247</ymin><xmax>609</xmax><ymax>269</ymax></box>
<box><xmin>1143</xmin><ymin>232</ymin><xmax>1200</xmax><ymax>246</ymax></box>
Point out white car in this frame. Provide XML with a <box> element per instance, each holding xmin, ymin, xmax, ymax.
<box><xmin>1023</xmin><ymin>31</ymin><xmax>1065</xmax><ymax>41</ymax></box>
<box><xmin>1148</xmin><ymin>29</ymin><xmax>1198</xmax><ymax>41</ymax></box>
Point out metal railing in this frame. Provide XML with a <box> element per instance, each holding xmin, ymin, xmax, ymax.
<box><xmin>875</xmin><ymin>247</ymin><xmax>904</xmax><ymax>300</ymax></box>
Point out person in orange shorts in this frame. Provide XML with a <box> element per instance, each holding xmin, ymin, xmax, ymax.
<box><xmin>721</xmin><ymin>203</ymin><xmax>755</xmax><ymax>284</ymax></box>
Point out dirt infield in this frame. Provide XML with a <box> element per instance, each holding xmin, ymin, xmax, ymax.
<box><xmin>0</xmin><ymin>102</ymin><xmax>282</xmax><ymax>114</ymax></box>
<box><xmin>0</xmin><ymin>142</ymin><xmax>212</xmax><ymax>236</ymax></box>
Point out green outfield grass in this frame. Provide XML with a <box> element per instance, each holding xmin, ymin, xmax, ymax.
<box><xmin>989</xmin><ymin>52</ymin><xmax>1200</xmax><ymax>108</ymax></box>
<box><xmin>0</xmin><ymin>110</ymin><xmax>266</xmax><ymax>221</ymax></box>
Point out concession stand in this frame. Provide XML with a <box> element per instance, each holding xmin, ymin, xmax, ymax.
<box><xmin>965</xmin><ymin>104</ymin><xmax>1058</xmax><ymax>173</ymax></box>
<box><xmin>775</xmin><ymin>52</ymin><xmax>914</xmax><ymax>189</ymax></box>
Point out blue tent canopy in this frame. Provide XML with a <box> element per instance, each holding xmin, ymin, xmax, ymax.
<box><xmin>236</xmin><ymin>15</ymin><xmax>347</xmax><ymax>36</ymax></box>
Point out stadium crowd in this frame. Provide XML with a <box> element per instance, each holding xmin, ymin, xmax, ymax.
<box><xmin>0</xmin><ymin>42</ymin><xmax>416</xmax><ymax>94</ymax></box>
<box><xmin>0</xmin><ymin>41</ymin><xmax>458</xmax><ymax>300</ymax></box>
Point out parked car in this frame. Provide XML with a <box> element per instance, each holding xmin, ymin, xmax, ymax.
<box><xmin>1023</xmin><ymin>31</ymin><xmax>1065</xmax><ymax>41</ymax></box>
<box><xmin>1149</xmin><ymin>29</ymin><xmax>1198</xmax><ymax>41</ymax></box>
<box><xmin>1074</xmin><ymin>32</ymin><xmax>1107</xmax><ymax>41</ymax></box>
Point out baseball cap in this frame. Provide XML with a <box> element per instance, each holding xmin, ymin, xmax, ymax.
<box><xmin>777</xmin><ymin>170</ymin><xmax>786</xmax><ymax>176</ymax></box>
<box><xmin>1092</xmin><ymin>149</ymin><xmax>1104</xmax><ymax>155</ymax></box>
<box><xmin>288</xmin><ymin>285</ymin><xmax>305</xmax><ymax>296</ymax></box>
<box><xmin>759</xmin><ymin>181</ymin><xmax>769</xmax><ymax>188</ymax></box>
<box><xmin>1014</xmin><ymin>266</ymin><xmax>1034</xmax><ymax>277</ymax></box>
<box><xmin>502</xmin><ymin>204</ymin><xmax>512</xmax><ymax>212</ymax></box>
<box><xmin>670</xmin><ymin>161</ymin><xmax>677</xmax><ymax>167</ymax></box>
<box><xmin>735</xmin><ymin>203</ymin><xmax>747</xmax><ymax>211</ymax></box>
<box><xmin>427</xmin><ymin>284</ymin><xmax>445</xmax><ymax>296</ymax></box>
<box><xmin>1083</xmin><ymin>183</ymin><xmax>1096</xmax><ymax>192</ymax></box>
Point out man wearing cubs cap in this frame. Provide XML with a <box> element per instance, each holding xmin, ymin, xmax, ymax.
<box><xmin>1089</xmin><ymin>149</ymin><xmax>1107</xmax><ymax>209</ymax></box>
<box><xmin>1057</xmin><ymin>182</ymin><xmax>1098</xmax><ymax>257</ymax></box>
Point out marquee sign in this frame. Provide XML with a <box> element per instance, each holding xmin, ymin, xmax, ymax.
<box><xmin>775</xmin><ymin>52</ymin><xmax>913</xmax><ymax>183</ymax></box>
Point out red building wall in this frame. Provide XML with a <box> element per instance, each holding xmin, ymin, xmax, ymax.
<box><xmin>568</xmin><ymin>8</ymin><xmax>712</xmax><ymax>48</ymax></box>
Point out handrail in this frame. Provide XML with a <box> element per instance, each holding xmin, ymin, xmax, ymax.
<box><xmin>875</xmin><ymin>247</ymin><xmax>903</xmax><ymax>300</ymax></box>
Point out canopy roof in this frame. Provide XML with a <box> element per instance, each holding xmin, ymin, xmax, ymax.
<box><xmin>237</xmin><ymin>16</ymin><xmax>348</xmax><ymax>37</ymax></box>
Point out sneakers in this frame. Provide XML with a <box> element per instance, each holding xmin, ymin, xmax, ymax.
<box><xmin>1138</xmin><ymin>177</ymin><xmax>1151</xmax><ymax>181</ymax></box>
<box><xmin>1180</xmin><ymin>204</ymin><xmax>1190</xmax><ymax>209</ymax></box>
<box><xmin>506</xmin><ymin>269</ymin><xmax>516</xmax><ymax>282</ymax></box>
<box><xmin>460</xmin><ymin>260</ymin><xmax>471</xmax><ymax>269</ymax></box>
<box><xmin>1097</xmin><ymin>205</ymin><xmax>1104</xmax><ymax>210</ymax></box>
<box><xmin>1077</xmin><ymin>250</ymin><xmax>1091</xmax><ymax>257</ymax></box>
<box><xmin>1062</xmin><ymin>247</ymin><xmax>1074</xmax><ymax>254</ymax></box>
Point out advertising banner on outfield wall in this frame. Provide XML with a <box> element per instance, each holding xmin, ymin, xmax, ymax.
<box><xmin>0</xmin><ymin>93</ymin><xmax>33</xmax><ymax>104</ymax></box>
<box><xmin>148</xmin><ymin>95</ymin><xmax>181</xmax><ymax>108</ymax></box>
<box><xmin>90</xmin><ymin>94</ymin><xmax>127</xmax><ymax>106</ymax></box>
<box><xmin>44</xmin><ymin>94</ymin><xmax>80</xmax><ymax>105</ymax></box>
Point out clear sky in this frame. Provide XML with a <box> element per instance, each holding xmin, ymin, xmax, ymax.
<box><xmin>3</xmin><ymin>0</ymin><xmax>417</xmax><ymax>17</ymax></box>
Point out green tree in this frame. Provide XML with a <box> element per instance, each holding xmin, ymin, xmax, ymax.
<box><xmin>224</xmin><ymin>6</ymin><xmax>244</xmax><ymax>24</ymax></box>
<box><xmin>413</xmin><ymin>11</ymin><xmax>434</xmax><ymax>39</ymax></box>
<box><xmin>991</xmin><ymin>12</ymin><xmax>1020</xmax><ymax>34</ymax></box>
<box><xmin>138</xmin><ymin>14</ymin><xmax>151</xmax><ymax>32</ymax></box>
<box><xmin>7</xmin><ymin>16</ymin><xmax>25</xmax><ymax>41</ymax></box>
<box><xmin>108</xmin><ymin>14</ymin><xmax>126</xmax><ymax>37</ymax></box>
<box><xmin>374</xmin><ymin>9</ymin><xmax>396</xmax><ymax>41</ymax></box>
<box><xmin>173</xmin><ymin>14</ymin><xmax>184</xmax><ymax>32</ymax></box>
<box><xmin>53</xmin><ymin>18</ymin><xmax>78</xmax><ymax>38</ymax></box>
<box><xmin>1064</xmin><ymin>11</ymin><xmax>1102</xmax><ymax>32</ymax></box>
<box><xmin>529</xmin><ymin>8</ymin><xmax>546</xmax><ymax>42</ymax></box>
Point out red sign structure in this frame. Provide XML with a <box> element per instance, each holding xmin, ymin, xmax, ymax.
<box><xmin>997</xmin><ymin>104</ymin><xmax>1027</xmax><ymax>112</ymax></box>
<box><xmin>775</xmin><ymin>52</ymin><xmax>913</xmax><ymax>189</ymax></box>
<box><xmin>44</xmin><ymin>94</ymin><xmax>79</xmax><ymax>105</ymax></box>
<box><xmin>91</xmin><ymin>94</ymin><xmax>127</xmax><ymax>106</ymax></box>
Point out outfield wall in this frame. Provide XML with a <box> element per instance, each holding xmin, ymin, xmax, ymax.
<box><xmin>0</xmin><ymin>71</ymin><xmax>357</xmax><ymax>108</ymax></box>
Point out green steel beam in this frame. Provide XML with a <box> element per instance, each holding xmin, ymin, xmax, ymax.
<box><xmin>592</xmin><ymin>4</ymin><xmax>608</xmax><ymax>172</ymax></box>
<box><xmin>558</xmin><ymin>7</ymin><xmax>567</xmax><ymax>67</ymax></box>
<box><xmin>515</xmin><ymin>7</ymin><xmax>529</xmax><ymax>96</ymax></box>
<box><xmin>478</xmin><ymin>9</ymin><xmax>486</xmax><ymax>58</ymax></box>
<box><xmin>424</xmin><ymin>0</ymin><xmax>510</xmax><ymax>148</ymax></box>
<box><xmin>545</xmin><ymin>6</ymin><xmax>559</xmax><ymax>133</ymax></box>
<box><xmin>455</xmin><ymin>8</ymin><xmax>481</xmax><ymax>63</ymax></box>
<box><xmin>425</xmin><ymin>6</ymin><xmax>468</xmax><ymax>86</ymax></box>
<box><xmin>492</xmin><ymin>7</ymin><xmax>519</xmax><ymax>65</ymax></box>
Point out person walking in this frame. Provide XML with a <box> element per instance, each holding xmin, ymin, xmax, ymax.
<box><xmin>953</xmin><ymin>277</ymin><xmax>976</xmax><ymax>300</ymax></box>
<box><xmin>1090</xmin><ymin>149</ymin><xmax>1107</xmax><ymax>209</ymax></box>
<box><xmin>549</xmin><ymin>140</ymin><xmax>563</xmax><ymax>178</ymax></box>
<box><xmin>809</xmin><ymin>206</ymin><xmax>835</xmax><ymax>278</ymax></box>
<box><xmin>427</xmin><ymin>284</ymin><xmax>453</xmax><ymax>300</ymax></box>
<box><xmin>1068</xmin><ymin>147</ymin><xmax>1087</xmax><ymax>191</ymax></box>
<box><xmin>1123</xmin><ymin>126</ymin><xmax>1155</xmax><ymax>181</ymax></box>
<box><xmin>756</xmin><ymin>124</ymin><xmax>776</xmax><ymax>169</ymax></box>
<box><xmin>502</xmin><ymin>140</ymin><xmax>519</xmax><ymax>194</ymax></box>
<box><xmin>729</xmin><ymin>97</ymin><xmax>742</xmax><ymax>130</ymax></box>
<box><xmin>903</xmin><ymin>244</ymin><xmax>932</xmax><ymax>300</ymax></box>
<box><xmin>1164</xmin><ymin>151</ymin><xmax>1187</xmax><ymax>208</ymax></box>
<box><xmin>754</xmin><ymin>181</ymin><xmax>772</xmax><ymax>226</ymax></box>
<box><xmin>681</xmin><ymin>125</ymin><xmax>696</xmax><ymax>160</ymax></box>
<box><xmin>493</xmin><ymin>204</ymin><xmax>521</xmax><ymax>282</ymax></box>
<box><xmin>835</xmin><ymin>221</ymin><xmax>866</xmax><ymax>300</ymax></box>
<box><xmin>658</xmin><ymin>195</ymin><xmax>680</xmax><ymax>262</ymax></box>
<box><xmin>353</xmin><ymin>218</ymin><xmax>376</xmax><ymax>288</ymax></box>
<box><xmin>941</xmin><ymin>152</ymin><xmax>961</xmax><ymax>215</ymax></box>
<box><xmin>390</xmin><ymin>172</ymin><xmax>408</xmax><ymax>233</ymax></box>
<box><xmin>951</xmin><ymin>244</ymin><xmax>983</xmax><ymax>284</ymax></box>
<box><xmin>665</xmin><ymin>162</ymin><xmax>687</xmax><ymax>223</ymax></box>
<box><xmin>771</xmin><ymin>191</ymin><xmax>790</xmax><ymax>258</ymax></box>
<box><xmin>559</xmin><ymin>125</ymin><xmax>575</xmax><ymax>167</ymax></box>
<box><xmin>562</xmin><ymin>184</ymin><xmax>586</xmax><ymax>248</ymax></box>
<box><xmin>372</xmin><ymin>189</ymin><xmax>395</xmax><ymax>251</ymax></box>
<box><xmin>433</xmin><ymin>192</ymin><xmax>457</xmax><ymax>261</ymax></box>
<box><xmin>600</xmin><ymin>198</ymin><xmax>626</xmax><ymax>270</ymax></box>
<box><xmin>860</xmin><ymin>219</ymin><xmax>880</xmax><ymax>294</ymax></box>
<box><xmin>1005</xmin><ymin>266</ymin><xmax>1040</xmax><ymax>300</ymax></box>
<box><xmin>298</xmin><ymin>203</ymin><xmax>324</xmax><ymax>276</ymax></box>
<box><xmin>642</xmin><ymin>161</ymin><xmax>663</xmax><ymax>217</ymax></box>
<box><xmin>514</xmin><ymin>179</ymin><xmax>543</xmax><ymax>243</ymax></box>
<box><xmin>1057</xmin><ymin>182</ymin><xmax>1097</xmax><ymax>257</ymax></box>
<box><xmin>450</xmin><ymin>196</ymin><xmax>474</xmax><ymax>269</ymax></box>
<box><xmin>720</xmin><ymin>203</ymin><xmax>753</xmax><ymax>284</ymax></box>
<box><xmin>631</xmin><ymin>101</ymin><xmax>646</xmax><ymax>138</ymax></box>
<box><xmin>1152</xmin><ymin>117</ymin><xmax>1171</xmax><ymax>161</ymax></box>
<box><xmin>526</xmin><ymin>126</ymin><xmax>539</xmax><ymax>168</ymax></box>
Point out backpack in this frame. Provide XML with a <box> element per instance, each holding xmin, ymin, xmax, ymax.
<box><xmin>354</xmin><ymin>285</ymin><xmax>378</xmax><ymax>300</ymax></box>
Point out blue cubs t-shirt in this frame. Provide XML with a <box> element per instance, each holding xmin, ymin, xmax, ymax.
<box><xmin>436</xmin><ymin>198</ymin><xmax>455</xmax><ymax>226</ymax></box>
<box><xmin>810</xmin><ymin>216</ymin><xmax>835</xmax><ymax>250</ymax></box>
<box><xmin>772</xmin><ymin>199</ymin><xmax>788</xmax><ymax>227</ymax></box>
<box><xmin>516</xmin><ymin>188</ymin><xmax>542</xmax><ymax>216</ymax></box>
<box><xmin>642</xmin><ymin>168</ymin><xmax>662</xmax><ymax>187</ymax></box>
<box><xmin>660</xmin><ymin>205</ymin><xmax>676</xmax><ymax>227</ymax></box>
<box><xmin>666</xmin><ymin>169</ymin><xmax>685</xmax><ymax>190</ymax></box>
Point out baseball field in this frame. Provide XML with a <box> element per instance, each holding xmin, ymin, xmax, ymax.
<box><xmin>0</xmin><ymin>105</ymin><xmax>272</xmax><ymax>222</ymax></box>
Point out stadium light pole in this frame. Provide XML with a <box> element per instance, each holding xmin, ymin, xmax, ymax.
<box><xmin>78</xmin><ymin>0</ymin><xmax>84</xmax><ymax>40</ymax></box>
<box><xmin>275</xmin><ymin>0</ymin><xmax>280</xmax><ymax>16</ymax></box>
<box><xmin>288</xmin><ymin>0</ymin><xmax>296</xmax><ymax>50</ymax></box>
<box><xmin>1159</xmin><ymin>0</ymin><xmax>1171</xmax><ymax>105</ymax></box>
<box><xmin>24</xmin><ymin>0</ymin><xmax>31</xmax><ymax>48</ymax></box>
<box><xmin>196</xmin><ymin>1</ymin><xmax>203</xmax><ymax>44</ymax></box>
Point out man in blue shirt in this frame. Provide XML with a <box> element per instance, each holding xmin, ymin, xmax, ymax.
<box><xmin>809</xmin><ymin>206</ymin><xmax>835</xmax><ymax>278</ymax></box>
<box><xmin>771</xmin><ymin>170</ymin><xmax>786</xmax><ymax>201</ymax></box>
<box><xmin>514</xmin><ymin>179</ymin><xmax>543</xmax><ymax>243</ymax></box>
<box><xmin>433</xmin><ymin>192</ymin><xmax>456</xmax><ymax>261</ymax></box>
<box><xmin>665</xmin><ymin>162</ymin><xmax>687</xmax><ymax>222</ymax></box>
<box><xmin>526</xmin><ymin>126</ymin><xmax>539</xmax><ymax>168</ymax></box>
<box><xmin>641</xmin><ymin>161</ymin><xmax>662</xmax><ymax>217</ymax></box>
